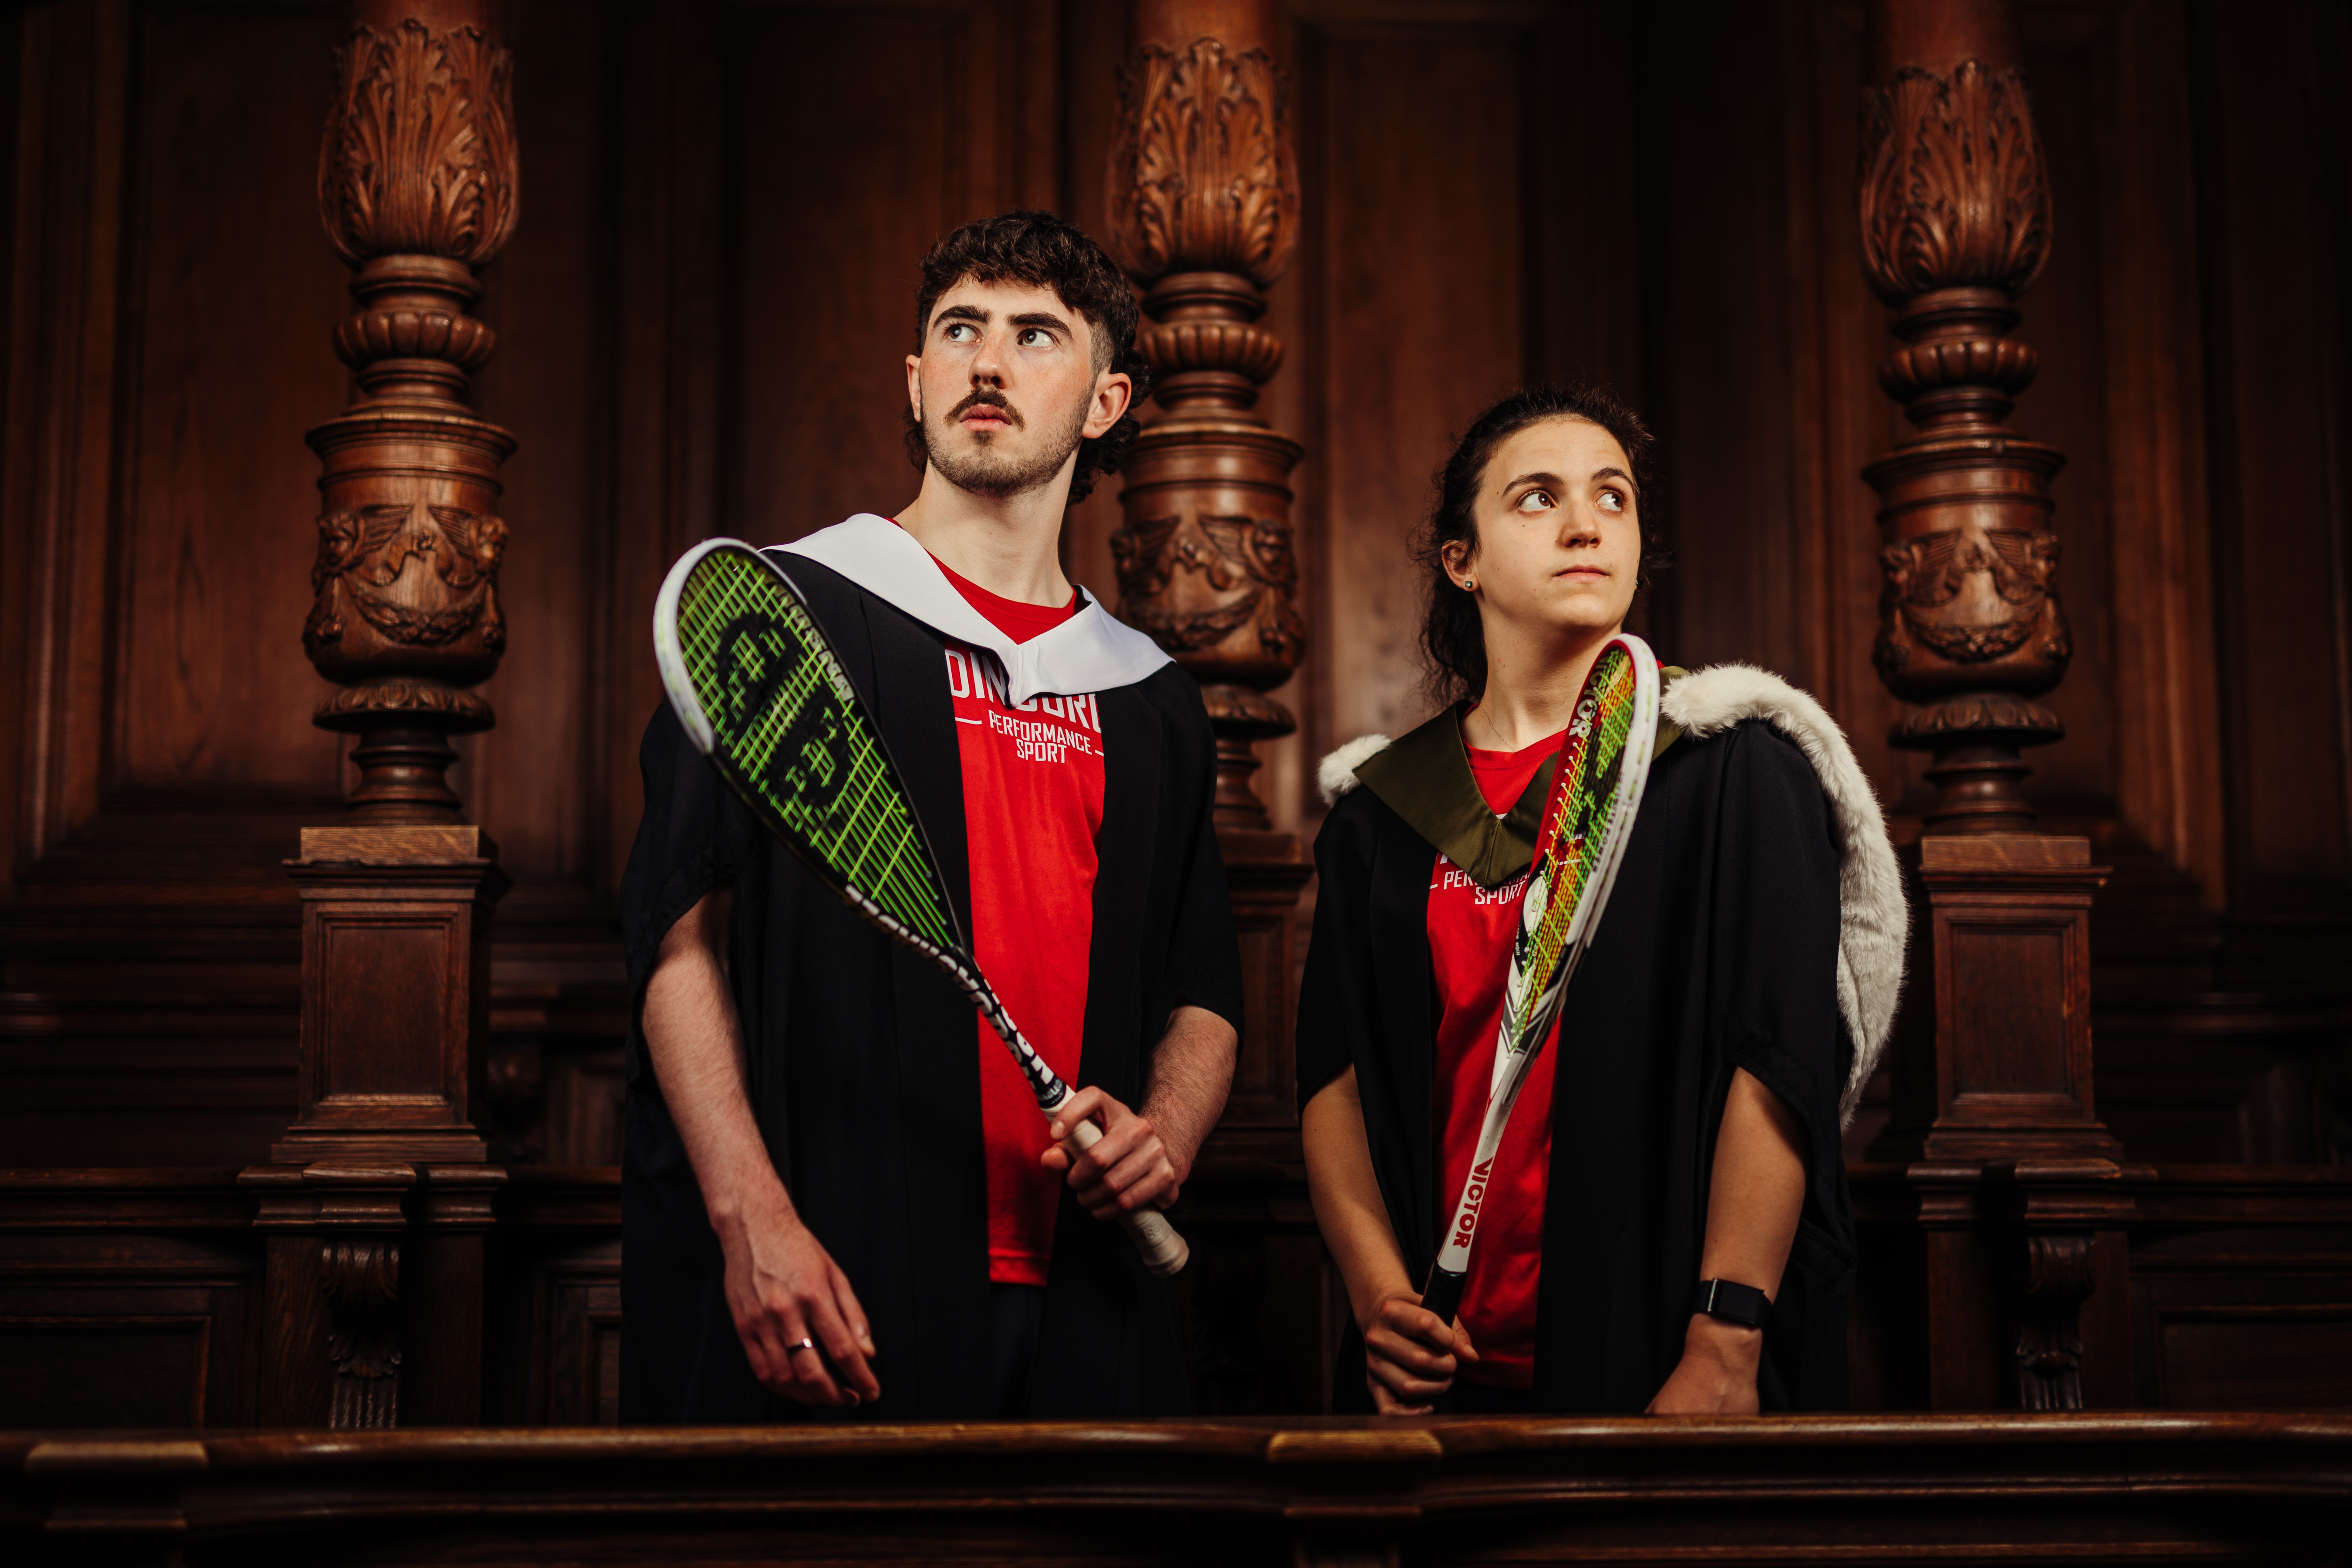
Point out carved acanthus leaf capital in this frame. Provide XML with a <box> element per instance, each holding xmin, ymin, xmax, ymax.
<box><xmin>1107</xmin><ymin>38</ymin><xmax>1299</xmax><ymax>289</ymax></box>
<box><xmin>1860</xmin><ymin>62</ymin><xmax>2050</xmax><ymax>306</ymax></box>
<box><xmin>320</xmin><ymin>17</ymin><xmax>518</xmax><ymax>268</ymax></box>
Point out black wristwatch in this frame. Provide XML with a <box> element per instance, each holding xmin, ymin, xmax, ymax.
<box><xmin>1691</xmin><ymin>1278</ymin><xmax>1772</xmax><ymax>1328</ymax></box>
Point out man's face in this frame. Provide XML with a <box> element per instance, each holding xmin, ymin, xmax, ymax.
<box><xmin>906</xmin><ymin>277</ymin><xmax>1130</xmax><ymax>500</ymax></box>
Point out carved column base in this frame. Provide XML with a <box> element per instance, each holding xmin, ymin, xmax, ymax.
<box><xmin>242</xmin><ymin>1160</ymin><xmax>504</xmax><ymax>1428</ymax></box>
<box><xmin>1869</xmin><ymin>834</ymin><xmax>2141</xmax><ymax>1409</ymax></box>
<box><xmin>275</xmin><ymin>826</ymin><xmax>507</xmax><ymax>1165</ymax></box>
<box><xmin>1199</xmin><ymin>687</ymin><xmax>1294</xmax><ymax>832</ymax></box>
<box><xmin>1900</xmin><ymin>1160</ymin><xmax>2141</xmax><ymax>1410</ymax></box>
<box><xmin>1893</xmin><ymin>693</ymin><xmax>2065</xmax><ymax>834</ymax></box>
<box><xmin>314</xmin><ymin>684</ymin><xmax>494</xmax><ymax>827</ymax></box>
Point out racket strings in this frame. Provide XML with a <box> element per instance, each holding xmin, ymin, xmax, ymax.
<box><xmin>1501</xmin><ymin>652</ymin><xmax>1641</xmax><ymax>1052</ymax></box>
<box><xmin>677</xmin><ymin>551</ymin><xmax>959</xmax><ymax>957</ymax></box>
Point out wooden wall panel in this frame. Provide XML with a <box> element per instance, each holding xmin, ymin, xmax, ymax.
<box><xmin>2129</xmin><ymin>1167</ymin><xmax>2352</xmax><ymax>1408</ymax></box>
<box><xmin>2082</xmin><ymin>0</ymin><xmax>2226</xmax><ymax>902</ymax></box>
<box><xmin>2006</xmin><ymin>12</ymin><xmax>2119</xmax><ymax>812</ymax></box>
<box><xmin>1</xmin><ymin>0</ymin><xmax>2346</xmax><ymax>1192</ymax></box>
<box><xmin>2192</xmin><ymin>0</ymin><xmax>2352</xmax><ymax>924</ymax></box>
<box><xmin>3</xmin><ymin>1</ymin><xmax>140</xmax><ymax>883</ymax></box>
<box><xmin>1983</xmin><ymin>2</ymin><xmax>2216</xmax><ymax>853</ymax></box>
<box><xmin>716</xmin><ymin>0</ymin><xmax>1054</xmax><ymax>552</ymax></box>
<box><xmin>1631</xmin><ymin>0</ymin><xmax>1908</xmax><ymax>795</ymax></box>
<box><xmin>1644</xmin><ymin>0</ymin><xmax>1827</xmax><ymax>690</ymax></box>
<box><xmin>724</xmin><ymin>8</ymin><xmax>971</xmax><ymax>546</ymax></box>
<box><xmin>1311</xmin><ymin>18</ymin><xmax>1531</xmax><ymax>750</ymax></box>
<box><xmin>1058</xmin><ymin>0</ymin><xmax>1147</xmax><ymax>760</ymax></box>
<box><xmin>0</xmin><ymin>0</ymin><xmax>2328</xmax><ymax>917</ymax></box>
<box><xmin>1270</xmin><ymin>1</ymin><xmax>1635</xmax><ymax>796</ymax></box>
<box><xmin>1777</xmin><ymin>0</ymin><xmax>1910</xmax><ymax>806</ymax></box>
<box><xmin>466</xmin><ymin>0</ymin><xmax>624</xmax><ymax>891</ymax></box>
<box><xmin>1637</xmin><ymin>0</ymin><xmax>2244</xmax><ymax>921</ymax></box>
<box><xmin>595</xmin><ymin>0</ymin><xmax>1061</xmax><ymax>889</ymax></box>
<box><xmin>0</xmin><ymin>1229</ymin><xmax>260</xmax><ymax>1429</ymax></box>
<box><xmin>115</xmin><ymin>2</ymin><xmax>346</xmax><ymax>795</ymax></box>
<box><xmin>0</xmin><ymin>4</ymin><xmax>30</xmax><ymax>897</ymax></box>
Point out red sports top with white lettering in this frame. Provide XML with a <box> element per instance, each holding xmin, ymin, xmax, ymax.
<box><xmin>930</xmin><ymin>552</ymin><xmax>1106</xmax><ymax>1287</ymax></box>
<box><xmin>1426</xmin><ymin>723</ymin><xmax>1567</xmax><ymax>1389</ymax></box>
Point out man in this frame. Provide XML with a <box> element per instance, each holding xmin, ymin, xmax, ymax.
<box><xmin>619</xmin><ymin>211</ymin><xmax>1243</xmax><ymax>1422</ymax></box>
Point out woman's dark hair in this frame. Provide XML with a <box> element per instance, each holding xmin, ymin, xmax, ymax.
<box><xmin>906</xmin><ymin>210</ymin><xmax>1151</xmax><ymax>504</ymax></box>
<box><xmin>1416</xmin><ymin>383</ymin><xmax>1669</xmax><ymax>702</ymax></box>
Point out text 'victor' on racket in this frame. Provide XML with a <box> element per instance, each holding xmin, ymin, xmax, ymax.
<box><xmin>652</xmin><ymin>538</ymin><xmax>1189</xmax><ymax>1277</ymax></box>
<box><xmin>1419</xmin><ymin>634</ymin><xmax>1661</xmax><ymax>1326</ymax></box>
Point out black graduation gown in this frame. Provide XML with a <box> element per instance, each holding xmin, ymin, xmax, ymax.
<box><xmin>1296</xmin><ymin>716</ymin><xmax>1856</xmax><ymax>1413</ymax></box>
<box><xmin>618</xmin><ymin>555</ymin><xmax>1244</xmax><ymax>1423</ymax></box>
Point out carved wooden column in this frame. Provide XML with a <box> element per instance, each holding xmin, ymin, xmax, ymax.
<box><xmin>243</xmin><ymin>0</ymin><xmax>517</xmax><ymax>1428</ymax></box>
<box><xmin>304</xmin><ymin>0</ymin><xmax>517</xmax><ymax>820</ymax></box>
<box><xmin>1108</xmin><ymin>0</ymin><xmax>1310</xmax><ymax>1109</ymax></box>
<box><xmin>1107</xmin><ymin>0</ymin><xmax>1317</xmax><ymax>1412</ymax></box>
<box><xmin>1859</xmin><ymin>0</ymin><xmax>2136</xmax><ymax>1412</ymax></box>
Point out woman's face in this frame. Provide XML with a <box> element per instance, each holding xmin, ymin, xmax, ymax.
<box><xmin>1443</xmin><ymin>415</ymin><xmax>1642</xmax><ymax>645</ymax></box>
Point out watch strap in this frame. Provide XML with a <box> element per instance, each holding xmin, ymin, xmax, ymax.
<box><xmin>1691</xmin><ymin>1278</ymin><xmax>1772</xmax><ymax>1328</ymax></box>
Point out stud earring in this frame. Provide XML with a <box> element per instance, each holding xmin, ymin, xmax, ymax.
<box><xmin>1463</xmin><ymin>576</ymin><xmax>1476</xmax><ymax>591</ymax></box>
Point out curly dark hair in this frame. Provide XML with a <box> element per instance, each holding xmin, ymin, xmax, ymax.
<box><xmin>1416</xmin><ymin>383</ymin><xmax>1671</xmax><ymax>702</ymax></box>
<box><xmin>905</xmin><ymin>210</ymin><xmax>1149</xmax><ymax>505</ymax></box>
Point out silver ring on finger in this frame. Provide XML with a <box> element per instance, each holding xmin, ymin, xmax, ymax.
<box><xmin>788</xmin><ymin>1338</ymin><xmax>817</xmax><ymax>1354</ymax></box>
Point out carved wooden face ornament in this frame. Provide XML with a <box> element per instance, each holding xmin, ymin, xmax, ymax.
<box><xmin>905</xmin><ymin>277</ymin><xmax>1133</xmax><ymax>502</ymax></box>
<box><xmin>1444</xmin><ymin>415</ymin><xmax>1643</xmax><ymax>659</ymax></box>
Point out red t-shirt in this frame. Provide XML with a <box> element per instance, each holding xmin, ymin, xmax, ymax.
<box><xmin>1426</xmin><ymin>722</ymin><xmax>1565</xmax><ymax>1389</ymax></box>
<box><xmin>930</xmin><ymin>552</ymin><xmax>1104</xmax><ymax>1286</ymax></box>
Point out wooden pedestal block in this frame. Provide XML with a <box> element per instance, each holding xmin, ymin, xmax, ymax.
<box><xmin>241</xmin><ymin>826</ymin><xmax>509</xmax><ymax>1428</ymax></box>
<box><xmin>273</xmin><ymin>826</ymin><xmax>508</xmax><ymax>1165</ymax></box>
<box><xmin>244</xmin><ymin>1160</ymin><xmax>504</xmax><ymax>1427</ymax></box>
<box><xmin>1878</xmin><ymin>835</ymin><xmax>2116</xmax><ymax>1162</ymax></box>
<box><xmin>1873</xmin><ymin>835</ymin><xmax>2141</xmax><ymax>1409</ymax></box>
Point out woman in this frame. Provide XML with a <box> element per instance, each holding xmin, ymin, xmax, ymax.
<box><xmin>1297</xmin><ymin>386</ymin><xmax>1905</xmax><ymax>1414</ymax></box>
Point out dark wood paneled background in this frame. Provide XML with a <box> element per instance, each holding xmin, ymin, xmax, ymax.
<box><xmin>9</xmin><ymin>0</ymin><xmax>2348</xmax><ymax>950</ymax></box>
<box><xmin>2</xmin><ymin>0</ymin><xmax>2350</xmax><ymax>1421</ymax></box>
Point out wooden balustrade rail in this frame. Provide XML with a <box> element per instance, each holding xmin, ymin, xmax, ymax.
<box><xmin>6</xmin><ymin>1415</ymin><xmax>2351</xmax><ymax>1566</ymax></box>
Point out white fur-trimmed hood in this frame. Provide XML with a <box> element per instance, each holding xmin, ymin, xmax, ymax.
<box><xmin>1318</xmin><ymin>733</ymin><xmax>1394</xmax><ymax>806</ymax></box>
<box><xmin>1662</xmin><ymin>665</ymin><xmax>1907</xmax><ymax>1126</ymax></box>
<box><xmin>1319</xmin><ymin>664</ymin><xmax>1906</xmax><ymax>1126</ymax></box>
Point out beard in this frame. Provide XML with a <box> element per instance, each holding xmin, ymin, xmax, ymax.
<box><xmin>920</xmin><ymin>387</ymin><xmax>1089</xmax><ymax>500</ymax></box>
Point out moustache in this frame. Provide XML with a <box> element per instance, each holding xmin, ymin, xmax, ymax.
<box><xmin>949</xmin><ymin>389</ymin><xmax>1023</xmax><ymax>428</ymax></box>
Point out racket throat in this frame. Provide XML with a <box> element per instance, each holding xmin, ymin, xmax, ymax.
<box><xmin>1421</xmin><ymin>1263</ymin><xmax>1468</xmax><ymax>1328</ymax></box>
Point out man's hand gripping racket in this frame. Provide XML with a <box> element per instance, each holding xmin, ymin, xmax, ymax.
<box><xmin>653</xmin><ymin>539</ymin><xmax>1188</xmax><ymax>1277</ymax></box>
<box><xmin>1418</xmin><ymin>635</ymin><xmax>1661</xmax><ymax>1325</ymax></box>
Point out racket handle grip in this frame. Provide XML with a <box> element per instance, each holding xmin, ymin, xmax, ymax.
<box><xmin>1065</xmin><ymin>1116</ymin><xmax>1190</xmax><ymax>1277</ymax></box>
<box><xmin>1421</xmin><ymin>1263</ymin><xmax>1467</xmax><ymax>1327</ymax></box>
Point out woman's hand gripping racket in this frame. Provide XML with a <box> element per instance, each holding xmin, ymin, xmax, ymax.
<box><xmin>1418</xmin><ymin>634</ymin><xmax>1661</xmax><ymax>1325</ymax></box>
<box><xmin>652</xmin><ymin>539</ymin><xmax>1188</xmax><ymax>1277</ymax></box>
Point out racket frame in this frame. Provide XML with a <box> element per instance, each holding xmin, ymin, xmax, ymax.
<box><xmin>1420</xmin><ymin>634</ymin><xmax>1662</xmax><ymax>1326</ymax></box>
<box><xmin>655</xmin><ymin>538</ymin><xmax>1187</xmax><ymax>1276</ymax></box>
